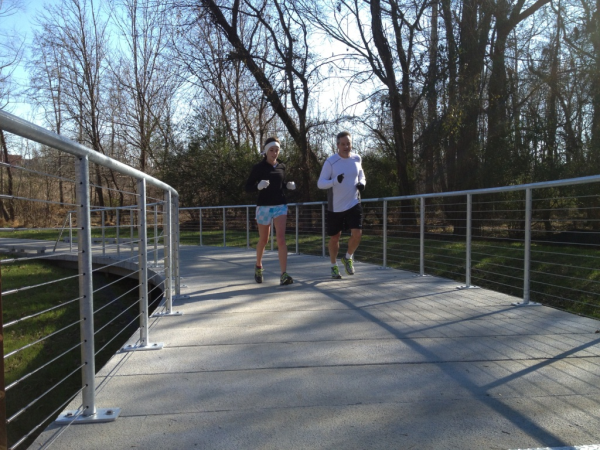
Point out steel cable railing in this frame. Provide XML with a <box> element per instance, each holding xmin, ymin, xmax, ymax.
<box><xmin>0</xmin><ymin>110</ymin><xmax>181</xmax><ymax>450</ymax></box>
<box><xmin>4</xmin><ymin>107</ymin><xmax>599</xmax><ymax>447</ymax></box>
<box><xmin>187</xmin><ymin>176</ymin><xmax>600</xmax><ymax>318</ymax></box>
<box><xmin>9</xmin><ymin>387</ymin><xmax>86</xmax><ymax>450</ymax></box>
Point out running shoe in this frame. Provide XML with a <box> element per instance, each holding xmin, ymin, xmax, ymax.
<box><xmin>331</xmin><ymin>265</ymin><xmax>342</xmax><ymax>279</ymax></box>
<box><xmin>341</xmin><ymin>256</ymin><xmax>355</xmax><ymax>275</ymax></box>
<box><xmin>280</xmin><ymin>272</ymin><xmax>294</xmax><ymax>285</ymax></box>
<box><xmin>255</xmin><ymin>266</ymin><xmax>264</xmax><ymax>283</ymax></box>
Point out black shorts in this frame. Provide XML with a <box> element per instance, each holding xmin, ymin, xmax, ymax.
<box><xmin>326</xmin><ymin>203</ymin><xmax>363</xmax><ymax>236</ymax></box>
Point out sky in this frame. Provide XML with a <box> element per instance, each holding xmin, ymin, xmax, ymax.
<box><xmin>3</xmin><ymin>0</ymin><xmax>366</xmax><ymax>132</ymax></box>
<box><xmin>5</xmin><ymin>0</ymin><xmax>52</xmax><ymax>119</ymax></box>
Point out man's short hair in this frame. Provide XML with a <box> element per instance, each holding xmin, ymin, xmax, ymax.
<box><xmin>336</xmin><ymin>131</ymin><xmax>351</xmax><ymax>143</ymax></box>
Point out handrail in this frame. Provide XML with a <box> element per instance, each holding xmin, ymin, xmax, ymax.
<box><xmin>375</xmin><ymin>174</ymin><xmax>600</xmax><ymax>201</ymax></box>
<box><xmin>0</xmin><ymin>110</ymin><xmax>177</xmax><ymax>196</ymax></box>
<box><xmin>0</xmin><ymin>110</ymin><xmax>181</xmax><ymax>448</ymax></box>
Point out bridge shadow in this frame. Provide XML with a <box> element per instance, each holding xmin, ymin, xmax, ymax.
<box><xmin>174</xmin><ymin>246</ymin><xmax>600</xmax><ymax>447</ymax></box>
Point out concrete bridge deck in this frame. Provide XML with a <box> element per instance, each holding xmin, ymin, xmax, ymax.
<box><xmin>32</xmin><ymin>245</ymin><xmax>600</xmax><ymax>449</ymax></box>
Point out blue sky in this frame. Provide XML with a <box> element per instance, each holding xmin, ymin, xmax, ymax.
<box><xmin>4</xmin><ymin>0</ymin><xmax>364</xmax><ymax>127</ymax></box>
<box><xmin>7</xmin><ymin>0</ymin><xmax>54</xmax><ymax>119</ymax></box>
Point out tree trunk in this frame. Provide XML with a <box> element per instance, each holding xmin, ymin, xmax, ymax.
<box><xmin>424</xmin><ymin>0</ymin><xmax>439</xmax><ymax>194</ymax></box>
<box><xmin>0</xmin><ymin>130</ymin><xmax>15</xmax><ymax>222</ymax></box>
<box><xmin>370</xmin><ymin>0</ymin><xmax>415</xmax><ymax>224</ymax></box>
<box><xmin>589</xmin><ymin>0</ymin><xmax>600</xmax><ymax>172</ymax></box>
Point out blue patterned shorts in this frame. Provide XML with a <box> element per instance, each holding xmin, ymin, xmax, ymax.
<box><xmin>255</xmin><ymin>204</ymin><xmax>288</xmax><ymax>225</ymax></box>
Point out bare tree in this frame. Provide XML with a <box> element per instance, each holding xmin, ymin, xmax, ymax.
<box><xmin>191</xmin><ymin>0</ymin><xmax>326</xmax><ymax>199</ymax></box>
<box><xmin>0</xmin><ymin>0</ymin><xmax>26</xmax><ymax>222</ymax></box>
<box><xmin>29</xmin><ymin>29</ymin><xmax>70</xmax><ymax>204</ymax></box>
<box><xmin>109</xmin><ymin>0</ymin><xmax>180</xmax><ymax>172</ymax></box>
<box><xmin>562</xmin><ymin>0</ymin><xmax>600</xmax><ymax>170</ymax></box>
<box><xmin>423</xmin><ymin>0</ymin><xmax>441</xmax><ymax>194</ymax></box>
<box><xmin>36</xmin><ymin>0</ymin><xmax>111</xmax><ymax>207</ymax></box>
<box><xmin>173</xmin><ymin>9</ymin><xmax>275</xmax><ymax>151</ymax></box>
<box><xmin>302</xmin><ymin>0</ymin><xmax>430</xmax><ymax>224</ymax></box>
<box><xmin>0</xmin><ymin>0</ymin><xmax>25</xmax><ymax>108</ymax></box>
<box><xmin>484</xmin><ymin>0</ymin><xmax>551</xmax><ymax>188</ymax></box>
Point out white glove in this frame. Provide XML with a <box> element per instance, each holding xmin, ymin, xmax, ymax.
<box><xmin>286</xmin><ymin>181</ymin><xmax>296</xmax><ymax>190</ymax></box>
<box><xmin>257</xmin><ymin>180</ymin><xmax>270</xmax><ymax>190</ymax></box>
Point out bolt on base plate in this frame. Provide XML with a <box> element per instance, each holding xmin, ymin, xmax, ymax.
<box><xmin>151</xmin><ymin>310</ymin><xmax>183</xmax><ymax>317</ymax></box>
<box><xmin>512</xmin><ymin>301</ymin><xmax>542</xmax><ymax>306</ymax></box>
<box><xmin>121</xmin><ymin>342</ymin><xmax>164</xmax><ymax>352</ymax></box>
<box><xmin>457</xmin><ymin>285</ymin><xmax>480</xmax><ymax>290</ymax></box>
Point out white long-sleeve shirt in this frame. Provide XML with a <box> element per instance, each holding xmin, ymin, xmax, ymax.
<box><xmin>317</xmin><ymin>153</ymin><xmax>366</xmax><ymax>212</ymax></box>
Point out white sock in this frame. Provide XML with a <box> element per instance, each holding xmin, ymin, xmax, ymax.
<box><xmin>345</xmin><ymin>253</ymin><xmax>353</xmax><ymax>260</ymax></box>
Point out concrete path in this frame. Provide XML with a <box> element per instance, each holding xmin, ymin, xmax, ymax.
<box><xmin>31</xmin><ymin>246</ymin><xmax>600</xmax><ymax>449</ymax></box>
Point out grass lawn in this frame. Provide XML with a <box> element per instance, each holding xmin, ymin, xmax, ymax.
<box><xmin>4</xmin><ymin>225</ymin><xmax>599</xmax><ymax>318</ymax></box>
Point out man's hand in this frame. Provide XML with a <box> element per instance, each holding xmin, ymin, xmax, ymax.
<box><xmin>356</xmin><ymin>182</ymin><xmax>365</xmax><ymax>192</ymax></box>
<box><xmin>257</xmin><ymin>180</ymin><xmax>270</xmax><ymax>190</ymax></box>
<box><xmin>336</xmin><ymin>173</ymin><xmax>345</xmax><ymax>184</ymax></box>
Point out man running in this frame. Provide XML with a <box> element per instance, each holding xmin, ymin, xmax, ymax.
<box><xmin>317</xmin><ymin>131</ymin><xmax>366</xmax><ymax>279</ymax></box>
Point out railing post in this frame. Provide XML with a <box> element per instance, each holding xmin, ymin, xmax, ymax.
<box><xmin>76</xmin><ymin>155</ymin><xmax>96</xmax><ymax>416</ymax></box>
<box><xmin>523</xmin><ymin>188</ymin><xmax>531</xmax><ymax>303</ymax></box>
<box><xmin>56</xmin><ymin>155</ymin><xmax>120</xmax><ymax>424</ymax></box>
<box><xmin>199</xmin><ymin>208</ymin><xmax>203</xmax><ymax>247</ymax></box>
<box><xmin>69</xmin><ymin>211</ymin><xmax>73</xmax><ymax>252</ymax></box>
<box><xmin>295</xmin><ymin>204</ymin><xmax>299</xmax><ymax>254</ymax></box>
<box><xmin>101</xmin><ymin>210</ymin><xmax>105</xmax><ymax>257</ymax></box>
<box><xmin>139</xmin><ymin>185</ymin><xmax>148</xmax><ymax>344</ymax></box>
<box><xmin>152</xmin><ymin>191</ymin><xmax>182</xmax><ymax>317</ymax></box>
<box><xmin>322</xmin><ymin>203</ymin><xmax>326</xmax><ymax>258</ymax></box>
<box><xmin>0</xmin><ymin>266</ymin><xmax>7</xmax><ymax>449</ymax></box>
<box><xmin>466</xmin><ymin>194</ymin><xmax>472</xmax><ymax>286</ymax></box>
<box><xmin>246</xmin><ymin>206</ymin><xmax>250</xmax><ymax>249</ymax></box>
<box><xmin>513</xmin><ymin>188</ymin><xmax>540</xmax><ymax>306</ymax></box>
<box><xmin>419</xmin><ymin>197</ymin><xmax>425</xmax><ymax>276</ymax></box>
<box><xmin>122</xmin><ymin>179</ymin><xmax>163</xmax><ymax>352</ymax></box>
<box><xmin>382</xmin><ymin>200</ymin><xmax>388</xmax><ymax>268</ymax></box>
<box><xmin>130</xmin><ymin>208</ymin><xmax>135</xmax><ymax>257</ymax></box>
<box><xmin>458</xmin><ymin>194</ymin><xmax>477</xmax><ymax>289</ymax></box>
<box><xmin>153</xmin><ymin>205</ymin><xmax>158</xmax><ymax>265</ymax></box>
<box><xmin>223</xmin><ymin>207</ymin><xmax>227</xmax><ymax>247</ymax></box>
<box><xmin>164</xmin><ymin>192</ymin><xmax>172</xmax><ymax>310</ymax></box>
<box><xmin>172</xmin><ymin>195</ymin><xmax>183</xmax><ymax>298</ymax></box>
<box><xmin>117</xmin><ymin>208</ymin><xmax>121</xmax><ymax>259</ymax></box>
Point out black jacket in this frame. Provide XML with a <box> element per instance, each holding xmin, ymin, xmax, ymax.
<box><xmin>245</xmin><ymin>159</ymin><xmax>289</xmax><ymax>206</ymax></box>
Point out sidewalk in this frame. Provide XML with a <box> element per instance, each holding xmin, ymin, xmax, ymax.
<box><xmin>32</xmin><ymin>245</ymin><xmax>600</xmax><ymax>449</ymax></box>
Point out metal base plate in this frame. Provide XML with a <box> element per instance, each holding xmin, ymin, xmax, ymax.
<box><xmin>173</xmin><ymin>294</ymin><xmax>190</xmax><ymax>300</ymax></box>
<box><xmin>151</xmin><ymin>310</ymin><xmax>183</xmax><ymax>317</ymax></box>
<box><xmin>512</xmin><ymin>301</ymin><xmax>542</xmax><ymax>306</ymax></box>
<box><xmin>56</xmin><ymin>407</ymin><xmax>121</xmax><ymax>425</ymax></box>
<box><xmin>457</xmin><ymin>285</ymin><xmax>480</xmax><ymax>290</ymax></box>
<box><xmin>121</xmin><ymin>342</ymin><xmax>164</xmax><ymax>352</ymax></box>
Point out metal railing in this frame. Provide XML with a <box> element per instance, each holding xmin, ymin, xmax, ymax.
<box><xmin>0</xmin><ymin>110</ymin><xmax>181</xmax><ymax>449</ymax></box>
<box><xmin>3</xmin><ymin>107</ymin><xmax>600</xmax><ymax>448</ymax></box>
<box><xmin>181</xmin><ymin>175</ymin><xmax>600</xmax><ymax>315</ymax></box>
